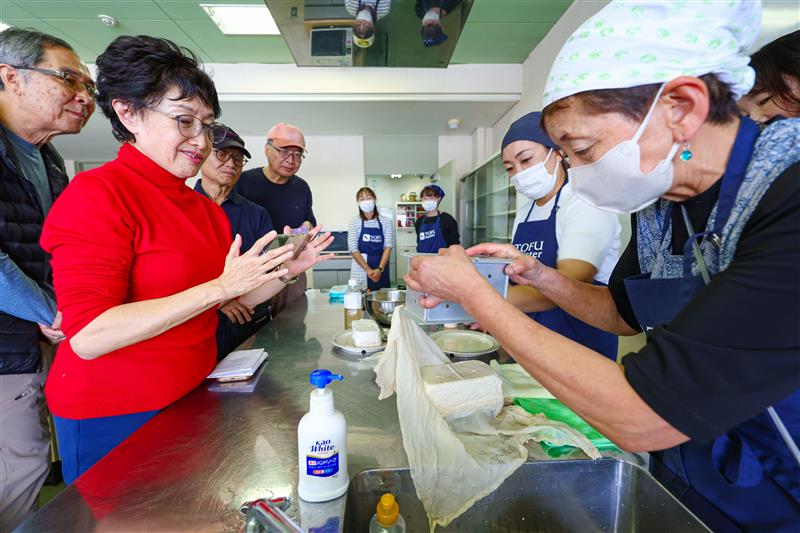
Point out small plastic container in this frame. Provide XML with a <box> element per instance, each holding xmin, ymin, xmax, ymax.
<box><xmin>343</xmin><ymin>279</ymin><xmax>364</xmax><ymax>329</ymax></box>
<box><xmin>368</xmin><ymin>493</ymin><xmax>406</xmax><ymax>533</ymax></box>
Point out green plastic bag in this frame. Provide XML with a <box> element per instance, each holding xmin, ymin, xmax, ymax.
<box><xmin>514</xmin><ymin>398</ymin><xmax>619</xmax><ymax>457</ymax></box>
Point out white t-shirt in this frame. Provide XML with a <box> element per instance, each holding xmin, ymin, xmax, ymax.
<box><xmin>512</xmin><ymin>182</ymin><xmax>620</xmax><ymax>283</ymax></box>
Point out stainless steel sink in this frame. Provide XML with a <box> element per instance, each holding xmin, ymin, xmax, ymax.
<box><xmin>343</xmin><ymin>458</ymin><xmax>709</xmax><ymax>532</ymax></box>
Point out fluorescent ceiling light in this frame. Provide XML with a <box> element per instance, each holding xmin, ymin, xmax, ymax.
<box><xmin>201</xmin><ymin>4</ymin><xmax>280</xmax><ymax>35</ymax></box>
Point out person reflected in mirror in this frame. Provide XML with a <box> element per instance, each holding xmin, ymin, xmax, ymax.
<box><xmin>415</xmin><ymin>184</ymin><xmax>459</xmax><ymax>253</ymax></box>
<box><xmin>40</xmin><ymin>36</ymin><xmax>334</xmax><ymax>485</ymax></box>
<box><xmin>194</xmin><ymin>125</ymin><xmax>275</xmax><ymax>359</ymax></box>
<box><xmin>501</xmin><ymin>112</ymin><xmax>620</xmax><ymax>361</ymax></box>
<box><xmin>348</xmin><ymin>187</ymin><xmax>393</xmax><ymax>290</ymax></box>
<box><xmin>415</xmin><ymin>0</ymin><xmax>462</xmax><ymax>47</ymax></box>
<box><xmin>345</xmin><ymin>0</ymin><xmax>391</xmax><ymax>49</ymax></box>
<box><xmin>236</xmin><ymin>122</ymin><xmax>316</xmax><ymax>314</ymax></box>
<box><xmin>738</xmin><ymin>30</ymin><xmax>800</xmax><ymax>125</ymax></box>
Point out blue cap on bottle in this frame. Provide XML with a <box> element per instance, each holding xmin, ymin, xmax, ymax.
<box><xmin>310</xmin><ymin>369</ymin><xmax>344</xmax><ymax>389</ymax></box>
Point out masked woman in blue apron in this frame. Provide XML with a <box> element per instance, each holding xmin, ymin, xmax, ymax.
<box><xmin>348</xmin><ymin>187</ymin><xmax>393</xmax><ymax>290</ymax></box>
<box><xmin>404</xmin><ymin>2</ymin><xmax>800</xmax><ymax>531</ymax></box>
<box><xmin>415</xmin><ymin>184</ymin><xmax>459</xmax><ymax>253</ymax></box>
<box><xmin>502</xmin><ymin>112</ymin><xmax>620</xmax><ymax>360</ymax></box>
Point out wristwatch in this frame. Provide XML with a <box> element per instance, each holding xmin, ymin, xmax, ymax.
<box><xmin>377</xmin><ymin>266</ymin><xmax>384</xmax><ymax>272</ymax></box>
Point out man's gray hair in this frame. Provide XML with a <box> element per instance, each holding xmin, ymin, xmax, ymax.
<box><xmin>0</xmin><ymin>27</ymin><xmax>74</xmax><ymax>90</ymax></box>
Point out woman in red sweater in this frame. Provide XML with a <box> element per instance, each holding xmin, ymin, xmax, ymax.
<box><xmin>40</xmin><ymin>36</ymin><xmax>333</xmax><ymax>484</ymax></box>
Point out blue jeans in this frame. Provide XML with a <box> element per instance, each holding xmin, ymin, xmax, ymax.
<box><xmin>54</xmin><ymin>410</ymin><xmax>158</xmax><ymax>484</ymax></box>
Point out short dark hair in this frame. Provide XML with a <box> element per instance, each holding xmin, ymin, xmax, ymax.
<box><xmin>749</xmin><ymin>30</ymin><xmax>800</xmax><ymax>112</ymax></box>
<box><xmin>356</xmin><ymin>186</ymin><xmax>377</xmax><ymax>221</ymax></box>
<box><xmin>0</xmin><ymin>27</ymin><xmax>74</xmax><ymax>90</ymax></box>
<box><xmin>95</xmin><ymin>35</ymin><xmax>221</xmax><ymax>143</ymax></box>
<box><xmin>542</xmin><ymin>73</ymin><xmax>738</xmax><ymax>129</ymax></box>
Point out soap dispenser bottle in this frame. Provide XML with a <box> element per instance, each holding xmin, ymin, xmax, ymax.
<box><xmin>369</xmin><ymin>493</ymin><xmax>406</xmax><ymax>532</ymax></box>
<box><xmin>297</xmin><ymin>369</ymin><xmax>349</xmax><ymax>502</ymax></box>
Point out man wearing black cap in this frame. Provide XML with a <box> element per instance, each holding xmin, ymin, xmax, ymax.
<box><xmin>195</xmin><ymin>125</ymin><xmax>275</xmax><ymax>358</ymax></box>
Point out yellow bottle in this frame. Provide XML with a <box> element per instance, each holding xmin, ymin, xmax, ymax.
<box><xmin>368</xmin><ymin>493</ymin><xmax>406</xmax><ymax>532</ymax></box>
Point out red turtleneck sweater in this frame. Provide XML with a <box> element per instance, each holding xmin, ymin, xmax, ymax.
<box><xmin>41</xmin><ymin>143</ymin><xmax>231</xmax><ymax>419</ymax></box>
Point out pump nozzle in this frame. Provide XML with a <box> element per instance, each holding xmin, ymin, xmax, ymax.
<box><xmin>310</xmin><ymin>369</ymin><xmax>344</xmax><ymax>389</ymax></box>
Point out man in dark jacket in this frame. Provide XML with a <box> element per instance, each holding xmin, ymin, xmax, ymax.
<box><xmin>0</xmin><ymin>28</ymin><xmax>94</xmax><ymax>530</ymax></box>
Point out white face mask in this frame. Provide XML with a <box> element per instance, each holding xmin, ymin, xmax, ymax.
<box><xmin>421</xmin><ymin>199</ymin><xmax>438</xmax><ymax>212</ymax></box>
<box><xmin>511</xmin><ymin>149</ymin><xmax>558</xmax><ymax>200</ymax></box>
<box><xmin>568</xmin><ymin>85</ymin><xmax>680</xmax><ymax>214</ymax></box>
<box><xmin>358</xmin><ymin>199</ymin><xmax>375</xmax><ymax>213</ymax></box>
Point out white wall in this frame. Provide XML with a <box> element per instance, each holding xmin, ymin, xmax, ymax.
<box><xmin>438</xmin><ymin>135</ymin><xmax>472</xmax><ymax>183</ymax></box>
<box><xmin>234</xmin><ymin>134</ymin><xmax>365</xmax><ymax>232</ymax></box>
<box><xmin>364</xmin><ymin>135</ymin><xmax>438</xmax><ymax>175</ymax></box>
<box><xmin>490</xmin><ymin>0</ymin><xmax>609</xmax><ymax>152</ymax></box>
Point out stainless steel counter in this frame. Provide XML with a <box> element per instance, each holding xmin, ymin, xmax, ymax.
<box><xmin>18</xmin><ymin>291</ymin><xmax>637</xmax><ymax>532</ymax></box>
<box><xmin>18</xmin><ymin>291</ymin><xmax>403</xmax><ymax>532</ymax></box>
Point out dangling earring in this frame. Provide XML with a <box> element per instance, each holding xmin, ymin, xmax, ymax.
<box><xmin>679</xmin><ymin>142</ymin><xmax>693</xmax><ymax>161</ymax></box>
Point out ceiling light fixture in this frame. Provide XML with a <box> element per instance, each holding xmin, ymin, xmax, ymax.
<box><xmin>447</xmin><ymin>118</ymin><xmax>460</xmax><ymax>130</ymax></box>
<box><xmin>201</xmin><ymin>4</ymin><xmax>280</xmax><ymax>35</ymax></box>
<box><xmin>98</xmin><ymin>14</ymin><xmax>118</xmax><ymax>27</ymax></box>
<box><xmin>0</xmin><ymin>22</ymin><xmax>10</xmax><ymax>32</ymax></box>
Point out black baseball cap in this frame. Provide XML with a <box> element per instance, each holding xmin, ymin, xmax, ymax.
<box><xmin>213</xmin><ymin>125</ymin><xmax>251</xmax><ymax>159</ymax></box>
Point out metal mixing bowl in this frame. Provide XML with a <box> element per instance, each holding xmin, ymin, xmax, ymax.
<box><xmin>363</xmin><ymin>289</ymin><xmax>406</xmax><ymax>327</ymax></box>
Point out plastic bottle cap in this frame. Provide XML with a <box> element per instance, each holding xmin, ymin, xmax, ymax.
<box><xmin>376</xmin><ymin>493</ymin><xmax>399</xmax><ymax>527</ymax></box>
<box><xmin>309</xmin><ymin>369</ymin><xmax>344</xmax><ymax>389</ymax></box>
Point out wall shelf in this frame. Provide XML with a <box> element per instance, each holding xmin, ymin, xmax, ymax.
<box><xmin>459</xmin><ymin>155</ymin><xmax>517</xmax><ymax>247</ymax></box>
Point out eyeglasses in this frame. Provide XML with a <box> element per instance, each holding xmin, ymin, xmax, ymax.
<box><xmin>12</xmin><ymin>65</ymin><xmax>97</xmax><ymax>99</ymax></box>
<box><xmin>267</xmin><ymin>140</ymin><xmax>305</xmax><ymax>161</ymax></box>
<box><xmin>148</xmin><ymin>108</ymin><xmax>227</xmax><ymax>143</ymax></box>
<box><xmin>214</xmin><ymin>149</ymin><xmax>248</xmax><ymax>167</ymax></box>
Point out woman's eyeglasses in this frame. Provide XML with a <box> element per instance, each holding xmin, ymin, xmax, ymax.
<box><xmin>267</xmin><ymin>140</ymin><xmax>305</xmax><ymax>161</ymax></box>
<box><xmin>214</xmin><ymin>149</ymin><xmax>248</xmax><ymax>166</ymax></box>
<box><xmin>148</xmin><ymin>108</ymin><xmax>227</xmax><ymax>143</ymax></box>
<box><xmin>12</xmin><ymin>65</ymin><xmax>97</xmax><ymax>99</ymax></box>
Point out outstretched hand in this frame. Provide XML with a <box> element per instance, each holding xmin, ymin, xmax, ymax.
<box><xmin>284</xmin><ymin>225</ymin><xmax>335</xmax><ymax>277</ymax></box>
<box><xmin>216</xmin><ymin>232</ymin><xmax>293</xmax><ymax>299</ymax></box>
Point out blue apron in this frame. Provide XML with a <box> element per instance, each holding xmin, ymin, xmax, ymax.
<box><xmin>358</xmin><ymin>217</ymin><xmax>390</xmax><ymax>290</ymax></box>
<box><xmin>512</xmin><ymin>184</ymin><xmax>618</xmax><ymax>361</ymax></box>
<box><xmin>623</xmin><ymin>120</ymin><xmax>800</xmax><ymax>532</ymax></box>
<box><xmin>416</xmin><ymin>214</ymin><xmax>448</xmax><ymax>253</ymax></box>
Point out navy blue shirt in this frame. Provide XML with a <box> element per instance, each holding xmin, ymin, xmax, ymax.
<box><xmin>235</xmin><ymin>169</ymin><xmax>316</xmax><ymax>231</ymax></box>
<box><xmin>194</xmin><ymin>181</ymin><xmax>274</xmax><ymax>252</ymax></box>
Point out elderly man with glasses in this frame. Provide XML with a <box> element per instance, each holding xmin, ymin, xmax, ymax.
<box><xmin>194</xmin><ymin>125</ymin><xmax>275</xmax><ymax>358</ymax></box>
<box><xmin>236</xmin><ymin>122</ymin><xmax>317</xmax><ymax>313</ymax></box>
<box><xmin>0</xmin><ymin>28</ymin><xmax>94</xmax><ymax>530</ymax></box>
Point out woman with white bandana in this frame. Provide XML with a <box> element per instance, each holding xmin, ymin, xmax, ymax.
<box><xmin>501</xmin><ymin>112</ymin><xmax>620</xmax><ymax>360</ymax></box>
<box><xmin>404</xmin><ymin>1</ymin><xmax>800</xmax><ymax>530</ymax></box>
